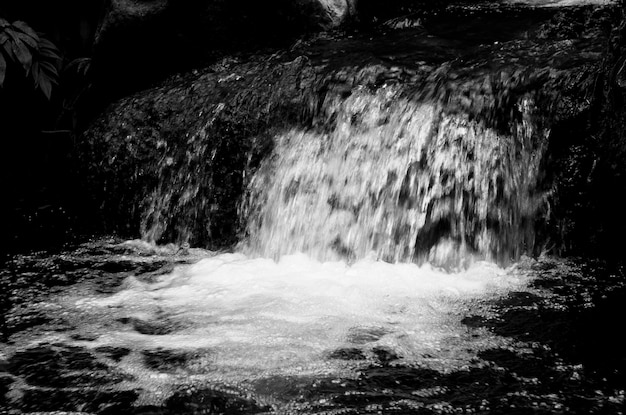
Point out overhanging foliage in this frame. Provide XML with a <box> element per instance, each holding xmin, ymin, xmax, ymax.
<box><xmin>0</xmin><ymin>17</ymin><xmax>61</xmax><ymax>99</ymax></box>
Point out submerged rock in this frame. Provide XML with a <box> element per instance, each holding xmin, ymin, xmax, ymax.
<box><xmin>95</xmin><ymin>345</ymin><xmax>132</xmax><ymax>362</ymax></box>
<box><xmin>7</xmin><ymin>343</ymin><xmax>126</xmax><ymax>388</ymax></box>
<box><xmin>3</xmin><ymin>342</ymin><xmax>139</xmax><ymax>412</ymax></box>
<box><xmin>166</xmin><ymin>387</ymin><xmax>270</xmax><ymax>414</ymax></box>
<box><xmin>81</xmin><ymin>54</ymin><xmax>314</xmax><ymax>248</ymax></box>
<box><xmin>328</xmin><ymin>347</ymin><xmax>367</xmax><ymax>360</ymax></box>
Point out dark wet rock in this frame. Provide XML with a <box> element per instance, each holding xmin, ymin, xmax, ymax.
<box><xmin>7</xmin><ymin>343</ymin><xmax>126</xmax><ymax>388</ymax></box>
<box><xmin>0</xmin><ymin>374</ymin><xmax>14</xmax><ymax>406</ymax></box>
<box><xmin>118</xmin><ymin>317</ymin><xmax>183</xmax><ymax>335</ymax></box>
<box><xmin>3</xmin><ymin>307</ymin><xmax>53</xmax><ymax>335</ymax></box>
<box><xmin>96</xmin><ymin>345</ymin><xmax>132</xmax><ymax>362</ymax></box>
<box><xmin>442</xmin><ymin>367</ymin><xmax>520</xmax><ymax>406</ymax></box>
<box><xmin>357</xmin><ymin>366</ymin><xmax>441</xmax><ymax>391</ymax></box>
<box><xmin>535</xmin><ymin>6</ymin><xmax>615</xmax><ymax>40</ymax></box>
<box><xmin>142</xmin><ymin>348</ymin><xmax>195</xmax><ymax>373</ymax></box>
<box><xmin>166</xmin><ymin>387</ymin><xmax>270</xmax><ymax>414</ymax></box>
<box><xmin>326</xmin><ymin>365</ymin><xmax>537</xmax><ymax>413</ymax></box>
<box><xmin>0</xmin><ymin>240</ymin><xmax>196</xmax><ymax>340</ymax></box>
<box><xmin>96</xmin><ymin>0</ymin><xmax>356</xmax><ymax>48</ymax></box>
<box><xmin>4</xmin><ymin>341</ymin><xmax>137</xmax><ymax>413</ymax></box>
<box><xmin>463</xmin><ymin>260</ymin><xmax>626</xmax><ymax>395</ymax></box>
<box><xmin>356</xmin><ymin>0</ymin><xmax>446</xmax><ymax>27</ymax></box>
<box><xmin>495</xmin><ymin>291</ymin><xmax>543</xmax><ymax>308</ymax></box>
<box><xmin>92</xmin><ymin>0</ymin><xmax>358</xmax><ymax>102</ymax></box>
<box><xmin>372</xmin><ymin>346</ymin><xmax>400</xmax><ymax>364</ymax></box>
<box><xmin>81</xmin><ymin>54</ymin><xmax>313</xmax><ymax>247</ymax></box>
<box><xmin>461</xmin><ymin>315</ymin><xmax>489</xmax><ymax>328</ymax></box>
<box><xmin>81</xmin><ymin>5</ymin><xmax>611</xmax><ymax>251</ymax></box>
<box><xmin>132</xmin><ymin>405</ymin><xmax>168</xmax><ymax>414</ymax></box>
<box><xmin>97</xmin><ymin>259</ymin><xmax>148</xmax><ymax>273</ymax></box>
<box><xmin>70</xmin><ymin>332</ymin><xmax>100</xmax><ymax>341</ymax></box>
<box><xmin>93</xmin><ymin>260</ymin><xmax>173</xmax><ymax>294</ymax></box>
<box><xmin>96</xmin><ymin>0</ymin><xmax>169</xmax><ymax>47</ymax></box>
<box><xmin>330</xmin><ymin>366</ymin><xmax>442</xmax><ymax>408</ymax></box>
<box><xmin>253</xmin><ymin>375</ymin><xmax>321</xmax><ymax>401</ymax></box>
<box><xmin>544</xmin><ymin>4</ymin><xmax>626</xmax><ymax>261</ymax></box>
<box><xmin>479</xmin><ymin>348</ymin><xmax>549</xmax><ymax>379</ymax></box>
<box><xmin>328</xmin><ymin>347</ymin><xmax>367</xmax><ymax>360</ymax></box>
<box><xmin>347</xmin><ymin>326</ymin><xmax>392</xmax><ymax>344</ymax></box>
<box><xmin>19</xmin><ymin>387</ymin><xmax>138</xmax><ymax>414</ymax></box>
<box><xmin>94</xmin><ymin>274</ymin><xmax>136</xmax><ymax>294</ymax></box>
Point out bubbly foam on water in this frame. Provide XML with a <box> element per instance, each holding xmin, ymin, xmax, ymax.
<box><xmin>67</xmin><ymin>60</ymin><xmax>543</xmax><ymax>401</ymax></box>
<box><xmin>71</xmin><ymin>252</ymin><xmax>529</xmax><ymax>387</ymax></box>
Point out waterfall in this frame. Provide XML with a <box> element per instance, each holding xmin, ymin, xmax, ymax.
<box><xmin>242</xmin><ymin>83</ymin><xmax>548</xmax><ymax>267</ymax></box>
<box><xmin>81</xmin><ymin>3</ymin><xmax>606</xmax><ymax>268</ymax></box>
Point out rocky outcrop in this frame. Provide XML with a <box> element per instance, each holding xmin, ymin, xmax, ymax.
<box><xmin>95</xmin><ymin>0</ymin><xmax>357</xmax><ymax>46</ymax></box>
<box><xmin>96</xmin><ymin>0</ymin><xmax>168</xmax><ymax>39</ymax></box>
<box><xmin>81</xmin><ymin>5</ymin><xmax>611</xmax><ymax>255</ymax></box>
<box><xmin>91</xmin><ymin>0</ymin><xmax>358</xmax><ymax>98</ymax></box>
<box><xmin>81</xmin><ymin>55</ymin><xmax>316</xmax><ymax>247</ymax></box>
<box><xmin>546</xmin><ymin>2</ymin><xmax>626</xmax><ymax>260</ymax></box>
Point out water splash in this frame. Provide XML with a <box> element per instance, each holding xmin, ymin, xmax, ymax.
<box><xmin>65</xmin><ymin>251</ymin><xmax>530</xmax><ymax>390</ymax></box>
<box><xmin>242</xmin><ymin>85</ymin><xmax>548</xmax><ymax>267</ymax></box>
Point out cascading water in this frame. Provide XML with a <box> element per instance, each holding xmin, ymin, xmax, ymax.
<box><xmin>51</xmin><ymin>61</ymin><xmax>556</xmax><ymax>400</ymax></box>
<box><xmin>242</xmin><ymin>84</ymin><xmax>546</xmax><ymax>267</ymax></box>
<box><xmin>101</xmin><ymin>7</ymin><xmax>604</xmax><ymax>261</ymax></box>
<box><xmin>3</xmin><ymin>5</ymin><xmax>616</xmax><ymax>413</ymax></box>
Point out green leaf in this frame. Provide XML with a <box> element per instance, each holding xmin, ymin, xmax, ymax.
<box><xmin>31</xmin><ymin>60</ymin><xmax>39</xmax><ymax>88</ymax></box>
<box><xmin>40</xmin><ymin>65</ymin><xmax>58</xmax><ymax>84</ymax></box>
<box><xmin>12</xmin><ymin>21</ymin><xmax>40</xmax><ymax>43</ymax></box>
<box><xmin>78</xmin><ymin>58</ymin><xmax>91</xmax><ymax>75</ymax></box>
<box><xmin>2</xmin><ymin>39</ymin><xmax>15</xmax><ymax>61</ymax></box>
<box><xmin>0</xmin><ymin>18</ymin><xmax>9</xmax><ymax>28</ymax></box>
<box><xmin>40</xmin><ymin>49</ymin><xmax>61</xmax><ymax>61</ymax></box>
<box><xmin>11</xmin><ymin>38</ymin><xmax>32</xmax><ymax>73</ymax></box>
<box><xmin>39</xmin><ymin>72</ymin><xmax>52</xmax><ymax>99</ymax></box>
<box><xmin>40</xmin><ymin>61</ymin><xmax>58</xmax><ymax>85</ymax></box>
<box><xmin>66</xmin><ymin>57</ymin><xmax>91</xmax><ymax>76</ymax></box>
<box><xmin>38</xmin><ymin>37</ymin><xmax>59</xmax><ymax>53</ymax></box>
<box><xmin>0</xmin><ymin>32</ymin><xmax>9</xmax><ymax>45</ymax></box>
<box><xmin>15</xmin><ymin>31</ymin><xmax>38</xmax><ymax>49</ymax></box>
<box><xmin>4</xmin><ymin>27</ymin><xmax>19</xmax><ymax>41</ymax></box>
<box><xmin>0</xmin><ymin>52</ymin><xmax>6</xmax><ymax>87</ymax></box>
<box><xmin>40</xmin><ymin>60</ymin><xmax>58</xmax><ymax>74</ymax></box>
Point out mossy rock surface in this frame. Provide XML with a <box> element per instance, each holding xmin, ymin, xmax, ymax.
<box><xmin>81</xmin><ymin>5</ymin><xmax>611</xmax><ymax>251</ymax></box>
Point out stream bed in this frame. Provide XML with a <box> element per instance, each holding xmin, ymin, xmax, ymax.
<box><xmin>1</xmin><ymin>238</ymin><xmax>625</xmax><ymax>414</ymax></box>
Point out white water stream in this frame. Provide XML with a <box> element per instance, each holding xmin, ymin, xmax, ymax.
<box><xmin>53</xmin><ymin>86</ymin><xmax>543</xmax><ymax>400</ymax></box>
<box><xmin>41</xmin><ymin>245</ymin><xmax>532</xmax><ymax>404</ymax></box>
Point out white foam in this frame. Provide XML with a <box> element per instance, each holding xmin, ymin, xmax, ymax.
<box><xmin>73</xmin><ymin>252</ymin><xmax>530</xmax><ymax>382</ymax></box>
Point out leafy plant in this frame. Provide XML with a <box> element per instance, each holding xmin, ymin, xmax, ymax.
<box><xmin>0</xmin><ymin>17</ymin><xmax>61</xmax><ymax>99</ymax></box>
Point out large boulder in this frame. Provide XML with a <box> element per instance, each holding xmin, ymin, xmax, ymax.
<box><xmin>91</xmin><ymin>0</ymin><xmax>358</xmax><ymax>99</ymax></box>
<box><xmin>80</xmin><ymin>6</ymin><xmax>609</xmax><ymax>257</ymax></box>
<box><xmin>95</xmin><ymin>0</ymin><xmax>168</xmax><ymax>44</ymax></box>
<box><xmin>95</xmin><ymin>0</ymin><xmax>357</xmax><ymax>45</ymax></box>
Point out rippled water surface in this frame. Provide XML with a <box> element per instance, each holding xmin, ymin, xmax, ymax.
<box><xmin>64</xmin><ymin>245</ymin><xmax>528</xmax><ymax>382</ymax></box>
<box><xmin>2</xmin><ymin>239</ymin><xmax>625</xmax><ymax>413</ymax></box>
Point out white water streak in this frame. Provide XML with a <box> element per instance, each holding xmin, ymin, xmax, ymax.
<box><xmin>243</xmin><ymin>86</ymin><xmax>546</xmax><ymax>266</ymax></box>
